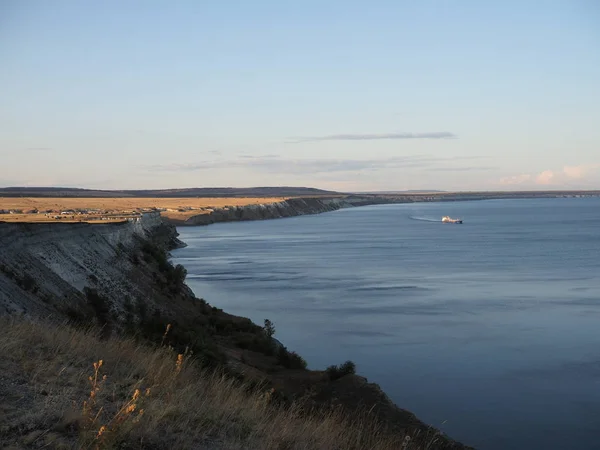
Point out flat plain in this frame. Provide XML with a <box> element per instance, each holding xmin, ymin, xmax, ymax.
<box><xmin>0</xmin><ymin>197</ymin><xmax>287</xmax><ymax>223</ymax></box>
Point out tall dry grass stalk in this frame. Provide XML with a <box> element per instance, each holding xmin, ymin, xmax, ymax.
<box><xmin>0</xmin><ymin>317</ymin><xmax>440</xmax><ymax>449</ymax></box>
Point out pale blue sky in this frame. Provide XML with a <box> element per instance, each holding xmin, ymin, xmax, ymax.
<box><xmin>1</xmin><ymin>1</ymin><xmax>599</xmax><ymax>191</ymax></box>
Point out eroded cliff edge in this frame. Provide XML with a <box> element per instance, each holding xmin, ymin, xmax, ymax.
<box><xmin>174</xmin><ymin>196</ymin><xmax>393</xmax><ymax>226</ymax></box>
<box><xmin>0</xmin><ymin>212</ymin><xmax>182</xmax><ymax>318</ymax></box>
<box><xmin>0</xmin><ymin>213</ymin><xmax>471</xmax><ymax>449</ymax></box>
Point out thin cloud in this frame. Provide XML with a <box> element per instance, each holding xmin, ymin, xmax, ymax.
<box><xmin>24</xmin><ymin>147</ymin><xmax>53</xmax><ymax>152</ymax></box>
<box><xmin>239</xmin><ymin>154</ymin><xmax>280</xmax><ymax>159</ymax></box>
<box><xmin>429</xmin><ymin>166</ymin><xmax>497</xmax><ymax>172</ymax></box>
<box><xmin>145</xmin><ymin>162</ymin><xmax>218</xmax><ymax>172</ymax></box>
<box><xmin>145</xmin><ymin>155</ymin><xmax>484</xmax><ymax>175</ymax></box>
<box><xmin>563</xmin><ymin>165</ymin><xmax>586</xmax><ymax>179</ymax></box>
<box><xmin>288</xmin><ymin>132</ymin><xmax>457</xmax><ymax>143</ymax></box>
<box><xmin>499</xmin><ymin>174</ymin><xmax>532</xmax><ymax>185</ymax></box>
<box><xmin>500</xmin><ymin>164</ymin><xmax>600</xmax><ymax>187</ymax></box>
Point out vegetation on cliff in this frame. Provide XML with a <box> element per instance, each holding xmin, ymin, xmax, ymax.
<box><xmin>0</xmin><ymin>318</ymin><xmax>440</xmax><ymax>450</ymax></box>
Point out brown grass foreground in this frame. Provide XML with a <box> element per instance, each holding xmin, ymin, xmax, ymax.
<box><xmin>0</xmin><ymin>318</ymin><xmax>434</xmax><ymax>450</ymax></box>
<box><xmin>0</xmin><ymin>197</ymin><xmax>287</xmax><ymax>223</ymax></box>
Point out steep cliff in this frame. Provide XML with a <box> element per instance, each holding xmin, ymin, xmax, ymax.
<box><xmin>0</xmin><ymin>213</ymin><xmax>182</xmax><ymax>319</ymax></box>
<box><xmin>178</xmin><ymin>196</ymin><xmax>388</xmax><ymax>226</ymax></box>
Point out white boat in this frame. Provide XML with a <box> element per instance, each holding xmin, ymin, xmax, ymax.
<box><xmin>442</xmin><ymin>216</ymin><xmax>462</xmax><ymax>224</ymax></box>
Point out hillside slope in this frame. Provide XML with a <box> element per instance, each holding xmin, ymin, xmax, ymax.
<box><xmin>0</xmin><ymin>215</ymin><xmax>471</xmax><ymax>449</ymax></box>
<box><xmin>1</xmin><ymin>318</ymin><xmax>460</xmax><ymax>450</ymax></box>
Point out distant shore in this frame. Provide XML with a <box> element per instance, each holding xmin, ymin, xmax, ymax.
<box><xmin>1</xmin><ymin>190</ymin><xmax>598</xmax><ymax>225</ymax></box>
<box><xmin>166</xmin><ymin>191</ymin><xmax>600</xmax><ymax>226</ymax></box>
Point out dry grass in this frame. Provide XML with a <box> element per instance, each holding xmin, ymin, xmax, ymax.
<box><xmin>0</xmin><ymin>318</ymin><xmax>433</xmax><ymax>450</ymax></box>
<box><xmin>0</xmin><ymin>197</ymin><xmax>287</xmax><ymax>223</ymax></box>
<box><xmin>0</xmin><ymin>197</ymin><xmax>287</xmax><ymax>212</ymax></box>
<box><xmin>0</xmin><ymin>215</ymin><xmax>129</xmax><ymax>223</ymax></box>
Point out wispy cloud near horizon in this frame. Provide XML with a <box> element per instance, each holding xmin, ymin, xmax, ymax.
<box><xmin>287</xmin><ymin>132</ymin><xmax>457</xmax><ymax>143</ymax></box>
<box><xmin>499</xmin><ymin>174</ymin><xmax>532</xmax><ymax>185</ymax></box>
<box><xmin>535</xmin><ymin>170</ymin><xmax>555</xmax><ymax>185</ymax></box>
<box><xmin>563</xmin><ymin>164</ymin><xmax>600</xmax><ymax>179</ymax></box>
<box><xmin>429</xmin><ymin>166</ymin><xmax>496</xmax><ymax>172</ymax></box>
<box><xmin>144</xmin><ymin>154</ymin><xmax>484</xmax><ymax>175</ymax></box>
<box><xmin>499</xmin><ymin>163</ymin><xmax>600</xmax><ymax>187</ymax></box>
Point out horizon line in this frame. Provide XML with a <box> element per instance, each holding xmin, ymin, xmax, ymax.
<box><xmin>1</xmin><ymin>186</ymin><xmax>600</xmax><ymax>195</ymax></box>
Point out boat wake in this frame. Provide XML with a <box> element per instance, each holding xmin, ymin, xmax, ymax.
<box><xmin>409</xmin><ymin>216</ymin><xmax>441</xmax><ymax>222</ymax></box>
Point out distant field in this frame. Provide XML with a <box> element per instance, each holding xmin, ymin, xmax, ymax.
<box><xmin>0</xmin><ymin>186</ymin><xmax>338</xmax><ymax>198</ymax></box>
<box><xmin>0</xmin><ymin>197</ymin><xmax>286</xmax><ymax>223</ymax></box>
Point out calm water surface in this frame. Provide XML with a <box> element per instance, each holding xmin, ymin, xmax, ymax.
<box><xmin>172</xmin><ymin>198</ymin><xmax>600</xmax><ymax>450</ymax></box>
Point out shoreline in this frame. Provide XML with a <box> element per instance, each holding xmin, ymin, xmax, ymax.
<box><xmin>170</xmin><ymin>223</ymin><xmax>473</xmax><ymax>448</ymax></box>
<box><xmin>1</xmin><ymin>191</ymin><xmax>598</xmax><ymax>226</ymax></box>
<box><xmin>167</xmin><ymin>192</ymin><xmax>600</xmax><ymax>227</ymax></box>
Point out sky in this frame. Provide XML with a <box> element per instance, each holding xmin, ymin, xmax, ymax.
<box><xmin>1</xmin><ymin>1</ymin><xmax>599</xmax><ymax>192</ymax></box>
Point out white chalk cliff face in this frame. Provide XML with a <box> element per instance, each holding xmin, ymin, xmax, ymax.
<box><xmin>181</xmin><ymin>197</ymin><xmax>381</xmax><ymax>225</ymax></box>
<box><xmin>0</xmin><ymin>212</ymin><xmax>180</xmax><ymax>318</ymax></box>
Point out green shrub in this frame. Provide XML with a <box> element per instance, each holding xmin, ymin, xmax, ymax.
<box><xmin>165</xmin><ymin>264</ymin><xmax>187</xmax><ymax>293</ymax></box>
<box><xmin>277</xmin><ymin>346</ymin><xmax>307</xmax><ymax>370</ymax></box>
<box><xmin>172</xmin><ymin>264</ymin><xmax>187</xmax><ymax>284</ymax></box>
<box><xmin>232</xmin><ymin>333</ymin><xmax>275</xmax><ymax>355</ymax></box>
<box><xmin>132</xmin><ymin>315</ymin><xmax>227</xmax><ymax>370</ymax></box>
<box><xmin>263</xmin><ymin>319</ymin><xmax>275</xmax><ymax>338</ymax></box>
<box><xmin>141</xmin><ymin>239</ymin><xmax>188</xmax><ymax>294</ymax></box>
<box><xmin>326</xmin><ymin>360</ymin><xmax>356</xmax><ymax>380</ymax></box>
<box><xmin>141</xmin><ymin>240</ymin><xmax>170</xmax><ymax>272</ymax></box>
